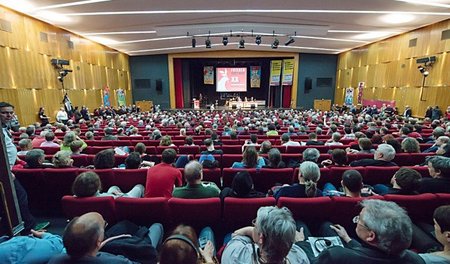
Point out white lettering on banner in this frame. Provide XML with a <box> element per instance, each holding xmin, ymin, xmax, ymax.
<box><xmin>231</xmin><ymin>77</ymin><xmax>239</xmax><ymax>83</ymax></box>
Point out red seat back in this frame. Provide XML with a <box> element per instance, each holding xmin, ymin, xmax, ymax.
<box><xmin>61</xmin><ymin>196</ymin><xmax>116</xmax><ymax>224</ymax></box>
<box><xmin>115</xmin><ymin>197</ymin><xmax>168</xmax><ymax>226</ymax></box>
<box><xmin>168</xmin><ymin>198</ymin><xmax>221</xmax><ymax>228</ymax></box>
<box><xmin>223</xmin><ymin>197</ymin><xmax>276</xmax><ymax>229</ymax></box>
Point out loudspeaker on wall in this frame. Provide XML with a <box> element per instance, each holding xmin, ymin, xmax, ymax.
<box><xmin>304</xmin><ymin>77</ymin><xmax>312</xmax><ymax>93</ymax></box>
<box><xmin>156</xmin><ymin>79</ymin><xmax>162</xmax><ymax>92</ymax></box>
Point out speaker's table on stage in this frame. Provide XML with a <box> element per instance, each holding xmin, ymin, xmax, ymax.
<box><xmin>228</xmin><ymin>100</ymin><xmax>265</xmax><ymax>109</ymax></box>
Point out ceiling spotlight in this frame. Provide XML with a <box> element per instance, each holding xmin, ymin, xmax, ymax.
<box><xmin>418</xmin><ymin>65</ymin><xmax>429</xmax><ymax>77</ymax></box>
<box><xmin>285</xmin><ymin>37</ymin><xmax>295</xmax><ymax>46</ymax></box>
<box><xmin>192</xmin><ymin>38</ymin><xmax>196</xmax><ymax>48</ymax></box>
<box><xmin>255</xmin><ymin>35</ymin><xmax>262</xmax><ymax>45</ymax></box>
<box><xmin>222</xmin><ymin>36</ymin><xmax>228</xmax><ymax>46</ymax></box>
<box><xmin>205</xmin><ymin>37</ymin><xmax>211</xmax><ymax>48</ymax></box>
<box><xmin>239</xmin><ymin>37</ymin><xmax>245</xmax><ymax>48</ymax></box>
<box><xmin>271</xmin><ymin>38</ymin><xmax>279</xmax><ymax>49</ymax></box>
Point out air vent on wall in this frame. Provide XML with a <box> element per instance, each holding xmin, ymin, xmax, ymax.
<box><xmin>409</xmin><ymin>38</ymin><xmax>417</xmax><ymax>47</ymax></box>
<box><xmin>442</xmin><ymin>29</ymin><xmax>450</xmax><ymax>41</ymax></box>
<box><xmin>40</xmin><ymin>32</ymin><xmax>48</xmax><ymax>42</ymax></box>
<box><xmin>0</xmin><ymin>18</ymin><xmax>12</xmax><ymax>33</ymax></box>
<box><xmin>68</xmin><ymin>40</ymin><xmax>74</xmax><ymax>49</ymax></box>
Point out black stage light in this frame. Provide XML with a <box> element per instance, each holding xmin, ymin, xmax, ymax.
<box><xmin>285</xmin><ymin>37</ymin><xmax>295</xmax><ymax>46</ymax></box>
<box><xmin>192</xmin><ymin>38</ymin><xmax>196</xmax><ymax>48</ymax></box>
<box><xmin>222</xmin><ymin>36</ymin><xmax>228</xmax><ymax>46</ymax></box>
<box><xmin>239</xmin><ymin>37</ymin><xmax>245</xmax><ymax>48</ymax></box>
<box><xmin>271</xmin><ymin>38</ymin><xmax>279</xmax><ymax>49</ymax></box>
<box><xmin>255</xmin><ymin>35</ymin><xmax>262</xmax><ymax>45</ymax></box>
<box><xmin>205</xmin><ymin>37</ymin><xmax>211</xmax><ymax>48</ymax></box>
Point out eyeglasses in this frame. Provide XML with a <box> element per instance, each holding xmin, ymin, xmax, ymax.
<box><xmin>0</xmin><ymin>111</ymin><xmax>14</xmax><ymax>115</ymax></box>
<box><xmin>104</xmin><ymin>221</ymin><xmax>108</xmax><ymax>229</ymax></box>
<box><xmin>353</xmin><ymin>215</ymin><xmax>370</xmax><ymax>230</ymax></box>
<box><xmin>252</xmin><ymin>218</ymin><xmax>256</xmax><ymax>226</ymax></box>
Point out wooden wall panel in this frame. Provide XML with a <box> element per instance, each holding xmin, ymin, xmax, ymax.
<box><xmin>0</xmin><ymin>6</ymin><xmax>131</xmax><ymax>125</ymax></box>
<box><xmin>336</xmin><ymin>19</ymin><xmax>450</xmax><ymax>117</ymax></box>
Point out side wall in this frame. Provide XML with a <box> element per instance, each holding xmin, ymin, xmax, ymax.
<box><xmin>129</xmin><ymin>55</ymin><xmax>170</xmax><ymax>109</ymax></box>
<box><xmin>297</xmin><ymin>54</ymin><xmax>338</xmax><ymax>109</ymax></box>
<box><xmin>0</xmin><ymin>7</ymin><xmax>131</xmax><ymax>125</ymax></box>
<box><xmin>335</xmin><ymin>19</ymin><xmax>450</xmax><ymax>117</ymax></box>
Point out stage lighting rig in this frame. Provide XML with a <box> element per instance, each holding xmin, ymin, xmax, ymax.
<box><xmin>285</xmin><ymin>37</ymin><xmax>295</xmax><ymax>46</ymax></box>
<box><xmin>239</xmin><ymin>37</ymin><xmax>245</xmax><ymax>48</ymax></box>
<box><xmin>205</xmin><ymin>37</ymin><xmax>211</xmax><ymax>48</ymax></box>
<box><xmin>271</xmin><ymin>38</ymin><xmax>279</xmax><ymax>49</ymax></box>
<box><xmin>255</xmin><ymin>35</ymin><xmax>262</xmax><ymax>45</ymax></box>
<box><xmin>222</xmin><ymin>36</ymin><xmax>228</xmax><ymax>46</ymax></box>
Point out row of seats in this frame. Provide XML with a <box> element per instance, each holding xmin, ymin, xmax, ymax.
<box><xmin>14</xmin><ymin>165</ymin><xmax>431</xmax><ymax>214</ymax></box>
<box><xmin>61</xmin><ymin>193</ymin><xmax>450</xmax><ymax>233</ymax></box>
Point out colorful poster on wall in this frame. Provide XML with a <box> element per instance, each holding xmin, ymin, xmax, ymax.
<box><xmin>250</xmin><ymin>66</ymin><xmax>261</xmax><ymax>88</ymax></box>
<box><xmin>345</xmin><ymin>87</ymin><xmax>354</xmax><ymax>106</ymax></box>
<box><xmin>203</xmin><ymin>66</ymin><xmax>214</xmax><ymax>85</ymax></box>
<box><xmin>269</xmin><ymin>60</ymin><xmax>282</xmax><ymax>86</ymax></box>
<box><xmin>103</xmin><ymin>85</ymin><xmax>111</xmax><ymax>106</ymax></box>
<box><xmin>357</xmin><ymin>82</ymin><xmax>364</xmax><ymax>104</ymax></box>
<box><xmin>282</xmin><ymin>59</ymin><xmax>294</xmax><ymax>85</ymax></box>
<box><xmin>117</xmin><ymin>88</ymin><xmax>126</xmax><ymax>106</ymax></box>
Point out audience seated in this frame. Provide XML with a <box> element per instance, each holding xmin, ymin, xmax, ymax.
<box><xmin>306</xmin><ymin>132</ymin><xmax>324</xmax><ymax>146</ymax></box>
<box><xmin>231</xmin><ymin>147</ymin><xmax>265</xmax><ymax>169</ymax></box>
<box><xmin>160</xmin><ymin>135</ymin><xmax>176</xmax><ymax>147</ymax></box>
<box><xmin>94</xmin><ymin>149</ymin><xmax>115</xmax><ymax>169</ymax></box>
<box><xmin>321</xmin><ymin>149</ymin><xmax>348</xmax><ymax>167</ymax></box>
<box><xmin>401</xmin><ymin>137</ymin><xmax>421</xmax><ymax>153</ymax></box>
<box><xmin>346</xmin><ymin>138</ymin><xmax>375</xmax><ymax>154</ymax></box>
<box><xmin>258</xmin><ymin>140</ymin><xmax>272</xmax><ymax>154</ymax></box>
<box><xmin>418</xmin><ymin>205</ymin><xmax>450</xmax><ymax>263</ymax></box>
<box><xmin>423</xmin><ymin>136</ymin><xmax>449</xmax><ymax>153</ymax></box>
<box><xmin>274</xmin><ymin>161</ymin><xmax>322</xmax><ymax>199</ymax></box>
<box><xmin>350</xmin><ymin>144</ymin><xmax>397</xmax><ymax>167</ymax></box>
<box><xmin>49</xmin><ymin>212</ymin><xmax>138</xmax><ymax>263</ymax></box>
<box><xmin>419</xmin><ymin>156</ymin><xmax>450</xmax><ymax>193</ymax></box>
<box><xmin>281</xmin><ymin>134</ymin><xmax>300</xmax><ymax>146</ymax></box>
<box><xmin>0</xmin><ymin>229</ymin><xmax>64</xmax><ymax>263</ymax></box>
<box><xmin>145</xmin><ymin>148</ymin><xmax>182</xmax><ymax>198</ymax></box>
<box><xmin>101</xmin><ymin>127</ymin><xmax>117</xmax><ymax>141</ymax></box>
<box><xmin>17</xmin><ymin>138</ymin><xmax>32</xmax><ymax>155</ymax></box>
<box><xmin>52</xmin><ymin>151</ymin><xmax>74</xmax><ymax>168</ymax></box>
<box><xmin>222</xmin><ymin>206</ymin><xmax>309</xmax><ymax>264</ymax></box>
<box><xmin>322</xmin><ymin>169</ymin><xmax>368</xmax><ymax>197</ymax></box>
<box><xmin>263</xmin><ymin>148</ymin><xmax>286</xmax><ymax>168</ymax></box>
<box><xmin>220</xmin><ymin>171</ymin><xmax>265</xmax><ymax>200</ymax></box>
<box><xmin>325</xmin><ymin>132</ymin><xmax>343</xmax><ymax>146</ymax></box>
<box><xmin>24</xmin><ymin>149</ymin><xmax>54</xmax><ymax>168</ymax></box>
<box><xmin>40</xmin><ymin>132</ymin><xmax>60</xmax><ymax>148</ymax></box>
<box><xmin>201</xmin><ymin>139</ymin><xmax>223</xmax><ymax>155</ymax></box>
<box><xmin>173</xmin><ymin>161</ymin><xmax>220</xmax><ymax>199</ymax></box>
<box><xmin>72</xmin><ymin>171</ymin><xmax>144</xmax><ymax>198</ymax></box>
<box><xmin>373</xmin><ymin>168</ymin><xmax>422</xmax><ymax>195</ymax></box>
<box><xmin>312</xmin><ymin>199</ymin><xmax>424</xmax><ymax>263</ymax></box>
<box><xmin>69</xmin><ymin>140</ymin><xmax>85</xmax><ymax>156</ymax></box>
<box><xmin>61</xmin><ymin>131</ymin><xmax>87</xmax><ymax>151</ymax></box>
<box><xmin>160</xmin><ymin>224</ymin><xmax>217</xmax><ymax>264</ymax></box>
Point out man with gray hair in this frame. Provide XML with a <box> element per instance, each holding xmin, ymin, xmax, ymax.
<box><xmin>350</xmin><ymin>144</ymin><xmax>397</xmax><ymax>167</ymax></box>
<box><xmin>222</xmin><ymin>206</ymin><xmax>310</xmax><ymax>264</ymax></box>
<box><xmin>419</xmin><ymin>156</ymin><xmax>450</xmax><ymax>193</ymax></box>
<box><xmin>316</xmin><ymin>199</ymin><xmax>424</xmax><ymax>263</ymax></box>
<box><xmin>423</xmin><ymin>135</ymin><xmax>450</xmax><ymax>153</ymax></box>
<box><xmin>303</xmin><ymin>148</ymin><xmax>321</xmax><ymax>164</ymax></box>
<box><xmin>172</xmin><ymin>160</ymin><xmax>220</xmax><ymax>199</ymax></box>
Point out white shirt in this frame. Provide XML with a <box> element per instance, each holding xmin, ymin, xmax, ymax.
<box><xmin>2</xmin><ymin>127</ymin><xmax>17</xmax><ymax>166</ymax></box>
<box><xmin>56</xmin><ymin>110</ymin><xmax>68</xmax><ymax>122</ymax></box>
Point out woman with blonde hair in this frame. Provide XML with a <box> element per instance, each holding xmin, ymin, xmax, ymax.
<box><xmin>160</xmin><ymin>135</ymin><xmax>176</xmax><ymax>147</ymax></box>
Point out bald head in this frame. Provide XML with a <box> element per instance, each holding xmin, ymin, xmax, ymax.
<box><xmin>63</xmin><ymin>212</ymin><xmax>105</xmax><ymax>258</ymax></box>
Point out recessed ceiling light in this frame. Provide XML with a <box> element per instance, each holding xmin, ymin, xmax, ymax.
<box><xmin>0</xmin><ymin>0</ymin><xmax>35</xmax><ymax>13</ymax></box>
<box><xmin>35</xmin><ymin>11</ymin><xmax>74</xmax><ymax>24</ymax></box>
<box><xmin>86</xmin><ymin>36</ymin><xmax>118</xmax><ymax>45</ymax></box>
<box><xmin>379</xmin><ymin>13</ymin><xmax>415</xmax><ymax>24</ymax></box>
<box><xmin>395</xmin><ymin>0</ymin><xmax>450</xmax><ymax>8</ymax></box>
<box><xmin>352</xmin><ymin>32</ymin><xmax>393</xmax><ymax>40</ymax></box>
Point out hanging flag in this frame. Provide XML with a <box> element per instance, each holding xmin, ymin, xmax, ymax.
<box><xmin>345</xmin><ymin>87</ymin><xmax>354</xmax><ymax>106</ymax></box>
<box><xmin>116</xmin><ymin>88</ymin><xmax>126</xmax><ymax>106</ymax></box>
<box><xmin>281</xmin><ymin>59</ymin><xmax>295</xmax><ymax>85</ymax></box>
<box><xmin>62</xmin><ymin>93</ymin><xmax>73</xmax><ymax>115</ymax></box>
<box><xmin>203</xmin><ymin>66</ymin><xmax>214</xmax><ymax>85</ymax></box>
<box><xmin>357</xmin><ymin>82</ymin><xmax>364</xmax><ymax>104</ymax></box>
<box><xmin>269</xmin><ymin>60</ymin><xmax>282</xmax><ymax>86</ymax></box>
<box><xmin>250</xmin><ymin>66</ymin><xmax>261</xmax><ymax>88</ymax></box>
<box><xmin>103</xmin><ymin>85</ymin><xmax>111</xmax><ymax>106</ymax></box>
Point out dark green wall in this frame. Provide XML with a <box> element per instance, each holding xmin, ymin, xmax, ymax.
<box><xmin>129</xmin><ymin>55</ymin><xmax>170</xmax><ymax>108</ymax></box>
<box><xmin>297</xmin><ymin>54</ymin><xmax>338</xmax><ymax>109</ymax></box>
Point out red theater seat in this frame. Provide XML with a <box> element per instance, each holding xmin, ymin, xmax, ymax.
<box><xmin>202</xmin><ymin>168</ymin><xmax>222</xmax><ymax>188</ymax></box>
<box><xmin>168</xmin><ymin>198</ymin><xmax>221</xmax><ymax>228</ymax></box>
<box><xmin>115</xmin><ymin>197</ymin><xmax>168</xmax><ymax>226</ymax></box>
<box><xmin>61</xmin><ymin>196</ymin><xmax>116</xmax><ymax>224</ymax></box>
<box><xmin>384</xmin><ymin>193</ymin><xmax>438</xmax><ymax>223</ymax></box>
<box><xmin>363</xmin><ymin>166</ymin><xmax>399</xmax><ymax>185</ymax></box>
<box><xmin>222</xmin><ymin>145</ymin><xmax>243</xmax><ymax>154</ymax></box>
<box><xmin>222</xmin><ymin>154</ymin><xmax>243</xmax><ymax>168</ymax></box>
<box><xmin>222</xmin><ymin>168</ymin><xmax>258</xmax><ymax>189</ymax></box>
<box><xmin>256</xmin><ymin>168</ymin><xmax>294</xmax><ymax>193</ymax></box>
<box><xmin>330</xmin><ymin>196</ymin><xmax>384</xmax><ymax>230</ymax></box>
<box><xmin>38</xmin><ymin>147</ymin><xmax>60</xmax><ymax>155</ymax></box>
<box><xmin>223</xmin><ymin>197</ymin><xmax>276</xmax><ymax>229</ymax></box>
<box><xmin>113</xmin><ymin>169</ymin><xmax>147</xmax><ymax>191</ymax></box>
<box><xmin>178</xmin><ymin>146</ymin><xmax>201</xmax><ymax>155</ymax></box>
<box><xmin>277</xmin><ymin>197</ymin><xmax>333</xmax><ymax>225</ymax></box>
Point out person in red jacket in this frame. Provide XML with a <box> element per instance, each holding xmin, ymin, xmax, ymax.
<box><xmin>145</xmin><ymin>148</ymin><xmax>182</xmax><ymax>198</ymax></box>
